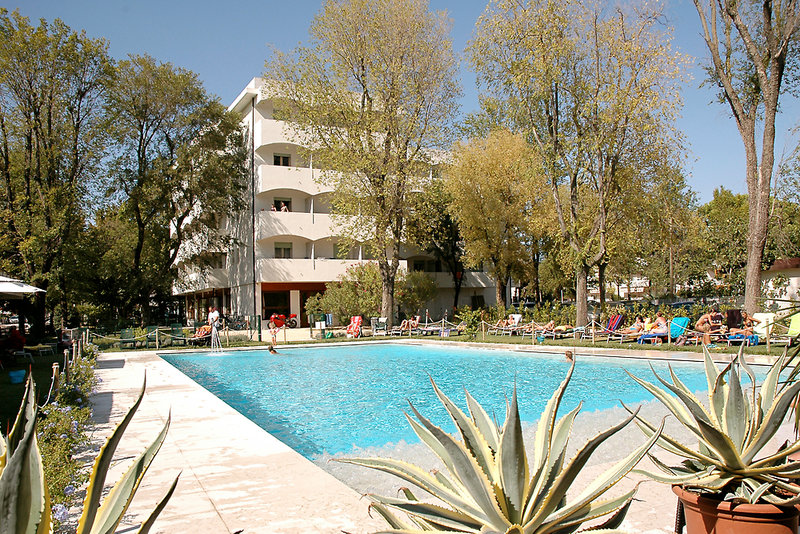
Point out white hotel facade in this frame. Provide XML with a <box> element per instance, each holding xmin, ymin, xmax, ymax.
<box><xmin>174</xmin><ymin>78</ymin><xmax>495</xmax><ymax>326</ymax></box>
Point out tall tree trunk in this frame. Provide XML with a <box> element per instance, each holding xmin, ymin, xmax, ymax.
<box><xmin>495</xmin><ymin>277</ymin><xmax>507</xmax><ymax>308</ymax></box>
<box><xmin>598</xmin><ymin>261</ymin><xmax>607</xmax><ymax>314</ymax></box>
<box><xmin>379</xmin><ymin>259</ymin><xmax>398</xmax><ymax>326</ymax></box>
<box><xmin>451</xmin><ymin>267</ymin><xmax>463</xmax><ymax>313</ymax></box>
<box><xmin>668</xmin><ymin>245</ymin><xmax>675</xmax><ymax>297</ymax></box>
<box><xmin>743</xmin><ymin>133</ymin><xmax>772</xmax><ymax>314</ymax></box>
<box><xmin>575</xmin><ymin>263</ymin><xmax>589</xmax><ymax>327</ymax></box>
<box><xmin>532</xmin><ymin>247</ymin><xmax>541</xmax><ymax>303</ymax></box>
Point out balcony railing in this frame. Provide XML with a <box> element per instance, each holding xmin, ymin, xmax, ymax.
<box><xmin>256</xmin><ymin>211</ymin><xmax>337</xmax><ymax>242</ymax></box>
<box><xmin>256</xmin><ymin>258</ymin><xmax>408</xmax><ymax>283</ymax></box>
<box><xmin>257</xmin><ymin>165</ymin><xmax>336</xmax><ymax>195</ymax></box>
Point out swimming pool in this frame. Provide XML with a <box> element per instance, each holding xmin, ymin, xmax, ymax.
<box><xmin>161</xmin><ymin>343</ymin><xmax>749</xmax><ymax>459</ymax></box>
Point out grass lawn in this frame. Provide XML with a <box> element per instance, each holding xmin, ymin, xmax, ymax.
<box><xmin>89</xmin><ymin>328</ymin><xmax>793</xmax><ymax>357</ymax></box>
<box><xmin>0</xmin><ymin>349</ymin><xmax>64</xmax><ymax>431</ymax></box>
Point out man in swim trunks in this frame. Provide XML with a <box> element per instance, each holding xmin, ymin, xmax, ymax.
<box><xmin>695</xmin><ymin>307</ymin><xmax>723</xmax><ymax>346</ymax></box>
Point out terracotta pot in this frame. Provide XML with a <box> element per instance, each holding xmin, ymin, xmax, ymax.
<box><xmin>673</xmin><ymin>485</ymin><xmax>799</xmax><ymax>534</ymax></box>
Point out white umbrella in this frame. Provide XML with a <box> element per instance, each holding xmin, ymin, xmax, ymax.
<box><xmin>0</xmin><ymin>275</ymin><xmax>45</xmax><ymax>299</ymax></box>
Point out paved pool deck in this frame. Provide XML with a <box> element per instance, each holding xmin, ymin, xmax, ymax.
<box><xmin>91</xmin><ymin>340</ymin><xmax>788</xmax><ymax>533</ymax></box>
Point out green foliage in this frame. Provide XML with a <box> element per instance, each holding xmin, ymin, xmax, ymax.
<box><xmin>36</xmin><ymin>347</ymin><xmax>97</xmax><ymax>529</ymax></box>
<box><xmin>445</xmin><ymin>129</ymin><xmax>541</xmax><ymax>308</ymax></box>
<box><xmin>339</xmin><ymin>363</ymin><xmax>662</xmax><ymax>532</ymax></box>
<box><xmin>39</xmin><ymin>402</ymin><xmax>91</xmax><ymax>524</ymax></box>
<box><xmin>0</xmin><ymin>9</ymin><xmax>114</xmax><ymax>335</ymax></box>
<box><xmin>455</xmin><ymin>306</ymin><xmax>483</xmax><ymax>339</ymax></box>
<box><xmin>267</xmin><ymin>0</ymin><xmax>459</xmax><ymax>319</ymax></box>
<box><xmin>316</xmin><ymin>263</ymin><xmax>383</xmax><ymax>323</ymax></box>
<box><xmin>396</xmin><ymin>271</ymin><xmax>437</xmax><ymax>317</ymax></box>
<box><xmin>314</xmin><ymin>263</ymin><xmax>435</xmax><ymax>323</ymax></box>
<box><xmin>1</xmin><ymin>377</ymin><xmax>178</xmax><ymax>534</ymax></box>
<box><xmin>697</xmin><ymin>187</ymin><xmax>749</xmax><ymax>295</ymax></box>
<box><xmin>628</xmin><ymin>346</ymin><xmax>800</xmax><ymax>505</ymax></box>
<box><xmin>102</xmin><ymin>54</ymin><xmax>248</xmax><ymax>324</ymax></box>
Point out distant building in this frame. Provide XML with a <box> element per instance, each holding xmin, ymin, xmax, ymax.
<box><xmin>762</xmin><ymin>257</ymin><xmax>800</xmax><ymax>309</ymax></box>
<box><xmin>174</xmin><ymin>78</ymin><xmax>494</xmax><ymax>324</ymax></box>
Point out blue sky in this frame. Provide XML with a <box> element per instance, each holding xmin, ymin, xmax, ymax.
<box><xmin>12</xmin><ymin>0</ymin><xmax>800</xmax><ymax>203</ymax></box>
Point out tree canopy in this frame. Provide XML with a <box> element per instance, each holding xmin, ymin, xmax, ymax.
<box><xmin>266</xmin><ymin>0</ymin><xmax>460</xmax><ymax>324</ymax></box>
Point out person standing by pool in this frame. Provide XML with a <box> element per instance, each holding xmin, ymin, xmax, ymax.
<box><xmin>268</xmin><ymin>320</ymin><xmax>279</xmax><ymax>345</ymax></box>
<box><xmin>208</xmin><ymin>306</ymin><xmax>221</xmax><ymax>350</ymax></box>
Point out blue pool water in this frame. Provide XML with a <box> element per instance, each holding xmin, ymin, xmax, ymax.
<box><xmin>161</xmin><ymin>344</ymin><xmax>755</xmax><ymax>459</ymax></box>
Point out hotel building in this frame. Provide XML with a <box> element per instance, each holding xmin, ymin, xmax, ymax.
<box><xmin>174</xmin><ymin>78</ymin><xmax>495</xmax><ymax>326</ymax></box>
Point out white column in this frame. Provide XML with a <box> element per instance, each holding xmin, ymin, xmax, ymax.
<box><xmin>358</xmin><ymin>245</ymin><xmax>363</xmax><ymax>261</ymax></box>
<box><xmin>290</xmin><ymin>290</ymin><xmax>301</xmax><ymax>320</ymax></box>
<box><xmin>312</xmin><ymin>242</ymin><xmax>316</xmax><ymax>270</ymax></box>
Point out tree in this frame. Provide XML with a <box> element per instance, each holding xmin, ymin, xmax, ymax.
<box><xmin>698</xmin><ymin>187</ymin><xmax>749</xmax><ymax>295</ymax></box>
<box><xmin>469</xmin><ymin>0</ymin><xmax>686</xmax><ymax>326</ymax></box>
<box><xmin>445</xmin><ymin>129</ymin><xmax>537</xmax><ymax>307</ymax></box>
<box><xmin>266</xmin><ymin>0</ymin><xmax>459</xmax><ymax>325</ymax></box>
<box><xmin>0</xmin><ymin>10</ymin><xmax>113</xmax><ymax>335</ymax></box>
<box><xmin>693</xmin><ymin>0</ymin><xmax>800</xmax><ymax>312</ymax></box>
<box><xmin>406</xmin><ymin>178</ymin><xmax>466</xmax><ymax>312</ymax></box>
<box><xmin>105</xmin><ymin>54</ymin><xmax>248</xmax><ymax>323</ymax></box>
<box><xmin>307</xmin><ymin>262</ymin><xmax>435</xmax><ymax>322</ymax></box>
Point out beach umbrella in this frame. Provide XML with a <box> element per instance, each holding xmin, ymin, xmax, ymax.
<box><xmin>0</xmin><ymin>275</ymin><xmax>45</xmax><ymax>299</ymax></box>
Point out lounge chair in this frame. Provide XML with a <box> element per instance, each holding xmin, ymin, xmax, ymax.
<box><xmin>752</xmin><ymin>312</ymin><xmax>776</xmax><ymax>342</ymax></box>
<box><xmin>190</xmin><ymin>325</ymin><xmax>212</xmax><ymax>346</ymax></box>
<box><xmin>371</xmin><ymin>317</ymin><xmax>388</xmax><ymax>336</ymax></box>
<box><xmin>637</xmin><ymin>317</ymin><xmax>689</xmax><ymax>345</ymax></box>
<box><xmin>487</xmin><ymin>317</ymin><xmax>507</xmax><ymax>335</ymax></box>
<box><xmin>120</xmin><ymin>328</ymin><xmax>136</xmax><ymax>349</ymax></box>
<box><xmin>582</xmin><ymin>314</ymin><xmax>624</xmax><ymax>341</ymax></box>
<box><xmin>500</xmin><ymin>314</ymin><xmax>524</xmax><ymax>335</ymax></box>
<box><xmin>391</xmin><ymin>315</ymin><xmax>421</xmax><ymax>336</ymax></box>
<box><xmin>770</xmin><ymin>313</ymin><xmax>800</xmax><ymax>345</ymax></box>
<box><xmin>542</xmin><ymin>324</ymin><xmax>576</xmax><ymax>340</ymax></box>
<box><xmin>145</xmin><ymin>325</ymin><xmax>159</xmax><ymax>348</ymax></box>
<box><xmin>346</xmin><ymin>316</ymin><xmax>363</xmax><ymax>338</ymax></box>
<box><xmin>170</xmin><ymin>323</ymin><xmax>186</xmax><ymax>346</ymax></box>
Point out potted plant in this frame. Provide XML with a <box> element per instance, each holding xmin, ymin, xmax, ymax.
<box><xmin>339</xmin><ymin>361</ymin><xmax>663</xmax><ymax>533</ymax></box>
<box><xmin>626</xmin><ymin>345</ymin><xmax>800</xmax><ymax>533</ymax></box>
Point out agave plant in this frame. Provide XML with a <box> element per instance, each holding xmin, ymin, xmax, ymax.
<box><xmin>626</xmin><ymin>345</ymin><xmax>800</xmax><ymax>505</ymax></box>
<box><xmin>338</xmin><ymin>361</ymin><xmax>663</xmax><ymax>533</ymax></box>
<box><xmin>0</xmin><ymin>376</ymin><xmax>179</xmax><ymax>534</ymax></box>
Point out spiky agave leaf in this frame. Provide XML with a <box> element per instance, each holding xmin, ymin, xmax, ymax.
<box><xmin>630</xmin><ymin>345</ymin><xmax>800</xmax><ymax>504</ymax></box>
<box><xmin>0</xmin><ymin>377</ymin><xmax>51</xmax><ymax>534</ymax></box>
<box><xmin>340</xmin><ymin>362</ymin><xmax>657</xmax><ymax>533</ymax></box>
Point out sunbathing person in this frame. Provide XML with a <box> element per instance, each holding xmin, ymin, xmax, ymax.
<box><xmin>696</xmin><ymin>307</ymin><xmax>723</xmax><ymax>346</ymax></box>
<box><xmin>650</xmin><ymin>311</ymin><xmax>669</xmax><ymax>335</ymax></box>
<box><xmin>194</xmin><ymin>325</ymin><xmax>212</xmax><ymax>338</ymax></box>
<box><xmin>540</xmin><ymin>320</ymin><xmax>556</xmax><ymax>331</ymax></box>
<box><xmin>492</xmin><ymin>317</ymin><xmax>509</xmax><ymax>329</ymax></box>
<box><xmin>729</xmin><ymin>310</ymin><xmax>760</xmax><ymax>336</ymax></box>
<box><xmin>399</xmin><ymin>316</ymin><xmax>420</xmax><ymax>330</ymax></box>
<box><xmin>621</xmin><ymin>316</ymin><xmax>645</xmax><ymax>334</ymax></box>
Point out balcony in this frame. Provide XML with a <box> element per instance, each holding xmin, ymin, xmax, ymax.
<box><xmin>174</xmin><ymin>268</ymin><xmax>229</xmax><ymax>294</ymax></box>
<box><xmin>426</xmin><ymin>271</ymin><xmax>495</xmax><ymax>289</ymax></box>
<box><xmin>256</xmin><ymin>258</ymin><xmax>408</xmax><ymax>283</ymax></box>
<box><xmin>256</xmin><ymin>211</ymin><xmax>337</xmax><ymax>242</ymax></box>
<box><xmin>257</xmin><ymin>165</ymin><xmax>334</xmax><ymax>195</ymax></box>
<box><xmin>255</xmin><ymin>118</ymin><xmax>301</xmax><ymax>148</ymax></box>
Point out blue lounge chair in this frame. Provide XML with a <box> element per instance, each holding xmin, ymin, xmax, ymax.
<box><xmin>638</xmin><ymin>317</ymin><xmax>689</xmax><ymax>344</ymax></box>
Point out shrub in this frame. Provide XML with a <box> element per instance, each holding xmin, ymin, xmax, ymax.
<box><xmin>455</xmin><ymin>306</ymin><xmax>482</xmax><ymax>339</ymax></box>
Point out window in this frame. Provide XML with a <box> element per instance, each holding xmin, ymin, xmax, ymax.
<box><xmin>273</xmin><ymin>198</ymin><xmax>292</xmax><ymax>212</ymax></box>
<box><xmin>273</xmin><ymin>154</ymin><xmax>290</xmax><ymax>166</ymax></box>
<box><xmin>412</xmin><ymin>260</ymin><xmax>425</xmax><ymax>272</ymax></box>
<box><xmin>274</xmin><ymin>242</ymin><xmax>292</xmax><ymax>259</ymax></box>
